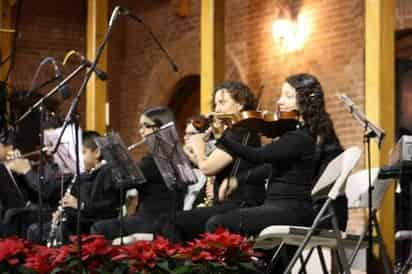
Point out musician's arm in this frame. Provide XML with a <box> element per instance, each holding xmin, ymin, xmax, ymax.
<box><xmin>188</xmin><ymin>132</ymin><xmax>235</xmax><ymax>176</ymax></box>
<box><xmin>191</xmin><ymin>144</ymin><xmax>233</xmax><ymax>176</ymax></box>
<box><xmin>217</xmin><ymin>130</ymin><xmax>313</xmax><ymax>164</ymax></box>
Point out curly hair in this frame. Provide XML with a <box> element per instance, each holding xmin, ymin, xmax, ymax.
<box><xmin>212</xmin><ymin>81</ymin><xmax>257</xmax><ymax>111</ymax></box>
<box><xmin>286</xmin><ymin>73</ymin><xmax>340</xmax><ymax>145</ymax></box>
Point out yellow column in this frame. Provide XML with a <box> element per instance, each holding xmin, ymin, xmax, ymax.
<box><xmin>86</xmin><ymin>0</ymin><xmax>108</xmax><ymax>134</ymax></box>
<box><xmin>365</xmin><ymin>0</ymin><xmax>395</xmax><ymax>268</ymax></box>
<box><xmin>200</xmin><ymin>0</ymin><xmax>224</xmax><ymax>114</ymax></box>
<box><xmin>0</xmin><ymin>0</ymin><xmax>14</xmax><ymax>81</ymax></box>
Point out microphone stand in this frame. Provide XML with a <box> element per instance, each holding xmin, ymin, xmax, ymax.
<box><xmin>124</xmin><ymin>12</ymin><xmax>178</xmax><ymax>73</ymax></box>
<box><xmin>16</xmin><ymin>63</ymin><xmax>88</xmax><ymax>244</ymax></box>
<box><xmin>16</xmin><ymin>63</ymin><xmax>88</xmax><ymax>124</ymax></box>
<box><xmin>338</xmin><ymin>94</ymin><xmax>385</xmax><ymax>271</ymax></box>
<box><xmin>51</xmin><ymin>6</ymin><xmax>121</xmax><ymax>259</ymax></box>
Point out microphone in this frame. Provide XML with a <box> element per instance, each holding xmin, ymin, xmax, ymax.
<box><xmin>109</xmin><ymin>6</ymin><xmax>122</xmax><ymax>28</ymax></box>
<box><xmin>113</xmin><ymin>6</ymin><xmax>179</xmax><ymax>73</ymax></box>
<box><xmin>50</xmin><ymin>58</ymin><xmax>71</xmax><ymax>100</ymax></box>
<box><xmin>66</xmin><ymin>51</ymin><xmax>108</xmax><ymax>81</ymax></box>
<box><xmin>337</xmin><ymin>93</ymin><xmax>385</xmax><ymax>147</ymax></box>
<box><xmin>27</xmin><ymin>57</ymin><xmax>71</xmax><ymax>100</ymax></box>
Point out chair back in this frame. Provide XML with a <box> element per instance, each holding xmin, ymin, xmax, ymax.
<box><xmin>311</xmin><ymin>146</ymin><xmax>361</xmax><ymax>200</ymax></box>
<box><xmin>328</xmin><ymin>146</ymin><xmax>362</xmax><ymax>200</ymax></box>
<box><xmin>345</xmin><ymin>168</ymin><xmax>392</xmax><ymax>210</ymax></box>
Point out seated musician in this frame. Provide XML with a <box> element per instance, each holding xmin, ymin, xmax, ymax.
<box><xmin>0</xmin><ymin>129</ymin><xmax>56</xmax><ymax>238</ymax></box>
<box><xmin>27</xmin><ymin>131</ymin><xmax>120</xmax><ymax>244</ymax></box>
<box><xmin>90</xmin><ymin>107</ymin><xmax>186</xmax><ymax>240</ymax></box>
<box><xmin>159</xmin><ymin>81</ymin><xmax>266</xmax><ymax>243</ymax></box>
<box><xmin>2</xmin><ymin>117</ymin><xmax>74</xmax><ymax>238</ymax></box>
<box><xmin>206</xmin><ymin>74</ymin><xmax>336</xmax><ymax>235</ymax></box>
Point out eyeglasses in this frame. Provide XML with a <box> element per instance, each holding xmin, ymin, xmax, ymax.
<box><xmin>139</xmin><ymin>123</ymin><xmax>157</xmax><ymax>130</ymax></box>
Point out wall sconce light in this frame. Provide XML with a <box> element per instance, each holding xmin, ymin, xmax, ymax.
<box><xmin>271</xmin><ymin>6</ymin><xmax>310</xmax><ymax>53</ymax></box>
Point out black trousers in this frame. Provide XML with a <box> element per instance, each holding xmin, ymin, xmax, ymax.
<box><xmin>90</xmin><ymin>211</ymin><xmax>161</xmax><ymax>240</ymax></box>
<box><xmin>205</xmin><ymin>199</ymin><xmax>315</xmax><ymax>236</ymax></box>
<box><xmin>28</xmin><ymin>217</ymin><xmax>95</xmax><ymax>244</ymax></box>
<box><xmin>159</xmin><ymin>201</ymin><xmax>243</xmax><ymax>243</ymax></box>
<box><xmin>3</xmin><ymin>205</ymin><xmax>53</xmax><ymax>239</ymax></box>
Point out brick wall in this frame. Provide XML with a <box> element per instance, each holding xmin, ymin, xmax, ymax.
<box><xmin>397</xmin><ymin>0</ymin><xmax>412</xmax><ymax>30</ymax></box>
<box><xmin>9</xmin><ymin>0</ymin><xmax>86</xmax><ymax>119</ymax></box>
<box><xmin>108</xmin><ymin>0</ymin><xmax>202</xmax><ymax>155</ymax></box>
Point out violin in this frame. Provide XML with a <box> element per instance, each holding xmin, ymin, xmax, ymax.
<box><xmin>207</xmin><ymin>110</ymin><xmax>299</xmax><ymax>138</ymax></box>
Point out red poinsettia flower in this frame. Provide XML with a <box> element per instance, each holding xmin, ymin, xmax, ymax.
<box><xmin>174</xmin><ymin>228</ymin><xmax>259</xmax><ymax>266</ymax></box>
<box><xmin>24</xmin><ymin>244</ymin><xmax>58</xmax><ymax>274</ymax></box>
<box><xmin>112</xmin><ymin>240</ymin><xmax>157</xmax><ymax>271</ymax></box>
<box><xmin>152</xmin><ymin>235</ymin><xmax>177</xmax><ymax>257</ymax></box>
<box><xmin>80</xmin><ymin>235</ymin><xmax>112</xmax><ymax>261</ymax></box>
<box><xmin>52</xmin><ymin>244</ymin><xmax>72</xmax><ymax>266</ymax></box>
<box><xmin>0</xmin><ymin>237</ymin><xmax>28</xmax><ymax>266</ymax></box>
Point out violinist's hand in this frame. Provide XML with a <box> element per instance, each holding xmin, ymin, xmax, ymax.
<box><xmin>6</xmin><ymin>158</ymin><xmax>31</xmax><ymax>175</ymax></box>
<box><xmin>218</xmin><ymin>177</ymin><xmax>238</xmax><ymax>201</ymax></box>
<box><xmin>62</xmin><ymin>194</ymin><xmax>78</xmax><ymax>209</ymax></box>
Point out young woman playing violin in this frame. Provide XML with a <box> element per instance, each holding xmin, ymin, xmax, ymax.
<box><xmin>159</xmin><ymin>81</ymin><xmax>267</xmax><ymax>243</ymax></box>
<box><xmin>206</xmin><ymin>73</ymin><xmax>346</xmax><ymax>236</ymax></box>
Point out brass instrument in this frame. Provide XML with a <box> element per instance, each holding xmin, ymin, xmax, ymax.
<box><xmin>197</xmin><ymin>176</ymin><xmax>214</xmax><ymax>208</ymax></box>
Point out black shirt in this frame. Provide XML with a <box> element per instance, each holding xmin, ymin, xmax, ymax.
<box><xmin>66</xmin><ymin>163</ymin><xmax>120</xmax><ymax>222</ymax></box>
<box><xmin>218</xmin><ymin>127</ymin><xmax>316</xmax><ymax>202</ymax></box>
<box><xmin>214</xmin><ymin>127</ymin><xmax>265</xmax><ymax>205</ymax></box>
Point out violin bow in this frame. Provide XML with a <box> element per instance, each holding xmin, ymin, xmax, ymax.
<box><xmin>222</xmin><ymin>83</ymin><xmax>264</xmax><ymax>200</ymax></box>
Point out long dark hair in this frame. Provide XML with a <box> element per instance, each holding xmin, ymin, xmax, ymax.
<box><xmin>286</xmin><ymin>73</ymin><xmax>340</xmax><ymax>145</ymax></box>
<box><xmin>142</xmin><ymin>106</ymin><xmax>175</xmax><ymax>128</ymax></box>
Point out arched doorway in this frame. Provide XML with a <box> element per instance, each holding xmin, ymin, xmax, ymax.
<box><xmin>168</xmin><ymin>75</ymin><xmax>201</xmax><ymax>138</ymax></box>
<box><xmin>396</xmin><ymin>29</ymin><xmax>412</xmax><ymax>138</ymax></box>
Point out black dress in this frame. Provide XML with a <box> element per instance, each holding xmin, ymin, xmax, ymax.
<box><xmin>206</xmin><ymin>127</ymin><xmax>317</xmax><ymax>236</ymax></box>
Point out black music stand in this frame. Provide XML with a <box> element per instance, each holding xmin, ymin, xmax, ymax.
<box><xmin>95</xmin><ymin>132</ymin><xmax>146</xmax><ymax>245</ymax></box>
<box><xmin>144</xmin><ymin>122</ymin><xmax>197</xmax><ymax>239</ymax></box>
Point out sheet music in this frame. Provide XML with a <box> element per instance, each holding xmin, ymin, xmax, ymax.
<box><xmin>145</xmin><ymin>122</ymin><xmax>197</xmax><ymax>190</ymax></box>
<box><xmin>43</xmin><ymin>123</ymin><xmax>84</xmax><ymax>174</ymax></box>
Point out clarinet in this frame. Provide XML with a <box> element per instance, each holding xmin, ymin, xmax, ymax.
<box><xmin>47</xmin><ymin>175</ymin><xmax>77</xmax><ymax>247</ymax></box>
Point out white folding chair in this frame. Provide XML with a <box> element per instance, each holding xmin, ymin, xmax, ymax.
<box><xmin>254</xmin><ymin>146</ymin><xmax>362</xmax><ymax>274</ymax></box>
<box><xmin>343</xmin><ymin>168</ymin><xmax>392</xmax><ymax>274</ymax></box>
